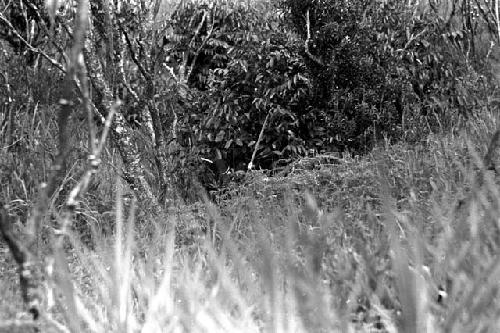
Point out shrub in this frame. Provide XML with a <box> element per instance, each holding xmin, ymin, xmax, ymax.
<box><xmin>281</xmin><ymin>0</ymin><xmax>495</xmax><ymax>153</ymax></box>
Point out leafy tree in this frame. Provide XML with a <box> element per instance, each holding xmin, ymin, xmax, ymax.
<box><xmin>0</xmin><ymin>0</ymin><xmax>497</xmax><ymax>204</ymax></box>
<box><xmin>281</xmin><ymin>0</ymin><xmax>496</xmax><ymax>152</ymax></box>
<box><xmin>0</xmin><ymin>0</ymin><xmax>307</xmax><ymax>202</ymax></box>
<box><xmin>163</xmin><ymin>1</ymin><xmax>311</xmax><ymax>172</ymax></box>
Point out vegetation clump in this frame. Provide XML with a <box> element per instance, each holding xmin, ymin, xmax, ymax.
<box><xmin>2</xmin><ymin>0</ymin><xmax>500</xmax><ymax>332</ymax></box>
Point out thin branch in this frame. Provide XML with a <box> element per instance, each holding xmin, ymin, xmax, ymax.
<box><xmin>0</xmin><ymin>12</ymin><xmax>65</xmax><ymax>72</ymax></box>
<box><xmin>20</xmin><ymin>0</ymin><xmax>67</xmax><ymax>60</ymax></box>
<box><xmin>495</xmin><ymin>0</ymin><xmax>500</xmax><ymax>42</ymax></box>
<box><xmin>55</xmin><ymin>103</ymin><xmax>118</xmax><ymax>249</ymax></box>
<box><xmin>180</xmin><ymin>7</ymin><xmax>209</xmax><ymax>82</ymax></box>
<box><xmin>170</xmin><ymin>103</ymin><xmax>178</xmax><ymax>140</ymax></box>
<box><xmin>396</xmin><ymin>26</ymin><xmax>429</xmax><ymax>52</ymax></box>
<box><xmin>187</xmin><ymin>6</ymin><xmax>216</xmax><ymax>82</ymax></box>
<box><xmin>0</xmin><ymin>204</ymin><xmax>42</xmax><ymax>320</ymax></box>
<box><xmin>474</xmin><ymin>0</ymin><xmax>499</xmax><ymax>41</ymax></box>
<box><xmin>304</xmin><ymin>9</ymin><xmax>324</xmax><ymax>67</ymax></box>
<box><xmin>119</xmin><ymin>20</ymin><xmax>151</xmax><ymax>81</ymax></box>
<box><xmin>116</xmin><ymin>34</ymin><xmax>140</xmax><ymax>102</ymax></box>
<box><xmin>96</xmin><ymin>102</ymin><xmax>119</xmax><ymax>155</ymax></box>
<box><xmin>248</xmin><ymin>111</ymin><xmax>272</xmax><ymax>171</ymax></box>
<box><xmin>119</xmin><ymin>22</ymin><xmax>162</xmax><ymax>147</ymax></box>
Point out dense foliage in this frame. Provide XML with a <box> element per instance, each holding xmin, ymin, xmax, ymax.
<box><xmin>3</xmin><ymin>1</ymin><xmax>500</xmax><ymax>332</ymax></box>
<box><xmin>282</xmin><ymin>0</ymin><xmax>495</xmax><ymax>152</ymax></box>
<box><xmin>166</xmin><ymin>2</ymin><xmax>310</xmax><ymax>172</ymax></box>
<box><xmin>165</xmin><ymin>0</ymin><xmax>499</xmax><ymax>179</ymax></box>
<box><xmin>0</xmin><ymin>0</ymin><xmax>498</xmax><ymax>195</ymax></box>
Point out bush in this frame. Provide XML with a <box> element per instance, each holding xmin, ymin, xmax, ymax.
<box><xmin>281</xmin><ymin>0</ymin><xmax>495</xmax><ymax>153</ymax></box>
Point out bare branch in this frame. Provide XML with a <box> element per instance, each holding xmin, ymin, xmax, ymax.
<box><xmin>397</xmin><ymin>26</ymin><xmax>429</xmax><ymax>52</ymax></box>
<box><xmin>180</xmin><ymin>6</ymin><xmax>211</xmax><ymax>83</ymax></box>
<box><xmin>187</xmin><ymin>6</ymin><xmax>216</xmax><ymax>82</ymax></box>
<box><xmin>119</xmin><ymin>21</ymin><xmax>162</xmax><ymax>147</ymax></box>
<box><xmin>0</xmin><ymin>12</ymin><xmax>65</xmax><ymax>72</ymax></box>
<box><xmin>248</xmin><ymin>111</ymin><xmax>272</xmax><ymax>171</ymax></box>
<box><xmin>119</xmin><ymin>21</ymin><xmax>151</xmax><ymax>81</ymax></box>
<box><xmin>0</xmin><ymin>204</ymin><xmax>43</xmax><ymax>320</ymax></box>
<box><xmin>96</xmin><ymin>102</ymin><xmax>119</xmax><ymax>155</ymax></box>
<box><xmin>170</xmin><ymin>103</ymin><xmax>178</xmax><ymax>140</ymax></box>
<box><xmin>474</xmin><ymin>0</ymin><xmax>499</xmax><ymax>41</ymax></box>
<box><xmin>304</xmin><ymin>9</ymin><xmax>324</xmax><ymax>67</ymax></box>
<box><xmin>56</xmin><ymin>102</ymin><xmax>119</xmax><ymax>248</ymax></box>
<box><xmin>116</xmin><ymin>38</ymin><xmax>140</xmax><ymax>104</ymax></box>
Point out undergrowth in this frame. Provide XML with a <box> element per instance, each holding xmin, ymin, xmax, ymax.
<box><xmin>2</xmin><ymin>110</ymin><xmax>500</xmax><ymax>332</ymax></box>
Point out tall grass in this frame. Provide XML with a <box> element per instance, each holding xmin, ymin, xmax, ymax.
<box><xmin>1</xmin><ymin>124</ymin><xmax>497</xmax><ymax>332</ymax></box>
<box><xmin>2</xmin><ymin>99</ymin><xmax>500</xmax><ymax>332</ymax></box>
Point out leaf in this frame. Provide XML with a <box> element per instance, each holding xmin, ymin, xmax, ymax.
<box><xmin>216</xmin><ymin>130</ymin><xmax>225</xmax><ymax>142</ymax></box>
<box><xmin>225</xmin><ymin>139</ymin><xmax>233</xmax><ymax>149</ymax></box>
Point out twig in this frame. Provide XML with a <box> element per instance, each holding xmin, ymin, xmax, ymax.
<box><xmin>115</xmin><ymin>33</ymin><xmax>140</xmax><ymax>102</ymax></box>
<box><xmin>397</xmin><ymin>27</ymin><xmax>429</xmax><ymax>52</ymax></box>
<box><xmin>474</xmin><ymin>0</ymin><xmax>499</xmax><ymax>41</ymax></box>
<box><xmin>170</xmin><ymin>103</ymin><xmax>178</xmax><ymax>140</ymax></box>
<box><xmin>248</xmin><ymin>111</ymin><xmax>272</xmax><ymax>170</ymax></box>
<box><xmin>0</xmin><ymin>12</ymin><xmax>65</xmax><ymax>72</ymax></box>
<box><xmin>186</xmin><ymin>6</ymin><xmax>216</xmax><ymax>82</ymax></box>
<box><xmin>180</xmin><ymin>6</ymin><xmax>212</xmax><ymax>83</ymax></box>
<box><xmin>304</xmin><ymin>9</ymin><xmax>324</xmax><ymax>67</ymax></box>
<box><xmin>20</xmin><ymin>0</ymin><xmax>67</xmax><ymax>60</ymax></box>
<box><xmin>119</xmin><ymin>21</ymin><xmax>151</xmax><ymax>81</ymax></box>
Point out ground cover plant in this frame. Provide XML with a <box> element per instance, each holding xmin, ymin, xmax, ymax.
<box><xmin>2</xmin><ymin>0</ymin><xmax>500</xmax><ymax>332</ymax></box>
<box><xmin>3</xmin><ymin>118</ymin><xmax>500</xmax><ymax>332</ymax></box>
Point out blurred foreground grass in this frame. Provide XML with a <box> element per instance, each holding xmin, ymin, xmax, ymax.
<box><xmin>2</xmin><ymin>125</ymin><xmax>500</xmax><ymax>332</ymax></box>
